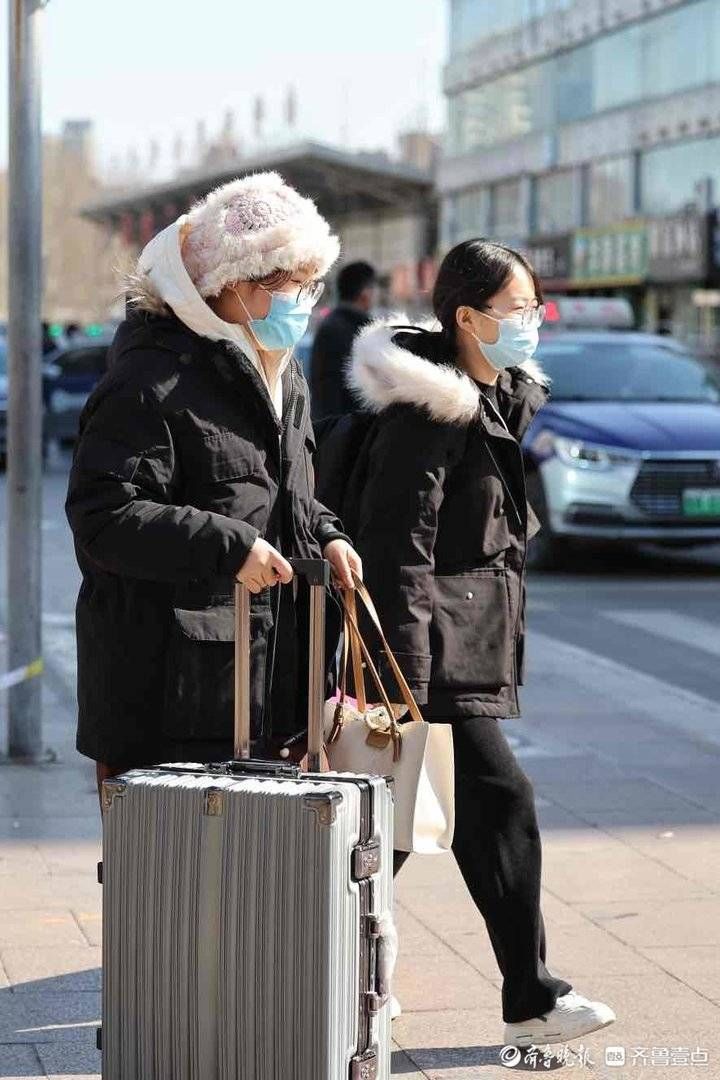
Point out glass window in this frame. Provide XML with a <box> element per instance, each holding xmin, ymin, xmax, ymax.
<box><xmin>493</xmin><ymin>178</ymin><xmax>526</xmax><ymax>240</ymax></box>
<box><xmin>447</xmin><ymin>0</ymin><xmax>717</xmax><ymax>155</ymax></box>
<box><xmin>456</xmin><ymin>186</ymin><xmax>491</xmax><ymax>241</ymax></box>
<box><xmin>594</xmin><ymin>24</ymin><xmax>640</xmax><ymax>112</ymax></box>
<box><xmin>640</xmin><ymin>135</ymin><xmax>720</xmax><ymax>215</ymax></box>
<box><xmin>450</xmin><ymin>0</ymin><xmax>531</xmax><ymax>55</ymax></box>
<box><xmin>588</xmin><ymin>157</ymin><xmax>634</xmax><ymax>226</ymax></box>
<box><xmin>536</xmin><ymin>340</ymin><xmax>720</xmax><ymax>402</ymax></box>
<box><xmin>535</xmin><ymin>170</ymin><xmax>579</xmax><ymax>233</ymax></box>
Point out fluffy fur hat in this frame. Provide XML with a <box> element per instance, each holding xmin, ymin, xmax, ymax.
<box><xmin>181</xmin><ymin>171</ymin><xmax>340</xmax><ymax>297</ymax></box>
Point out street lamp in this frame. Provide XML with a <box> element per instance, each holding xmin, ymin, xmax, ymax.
<box><xmin>4</xmin><ymin>0</ymin><xmax>50</xmax><ymax>761</ymax></box>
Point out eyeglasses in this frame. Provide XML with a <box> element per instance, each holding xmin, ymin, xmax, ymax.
<box><xmin>261</xmin><ymin>280</ymin><xmax>326</xmax><ymax>307</ymax></box>
<box><xmin>482</xmin><ymin>301</ymin><xmax>546</xmax><ymax>330</ymax></box>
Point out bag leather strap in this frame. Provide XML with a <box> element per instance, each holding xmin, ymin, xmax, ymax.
<box><xmin>338</xmin><ymin>599</ymin><xmax>403</xmax><ymax>760</ymax></box>
<box><xmin>345</xmin><ymin>572</ymin><xmax>424</xmax><ymax>725</ymax></box>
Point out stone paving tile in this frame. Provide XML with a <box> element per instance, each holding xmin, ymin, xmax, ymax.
<box><xmin>0</xmin><ymin>820</ymin><xmax>99</xmax><ymax>844</ymax></box>
<box><xmin>392</xmin><ymin>1010</ymin><xmax>594</xmax><ymax>1078</ymax></box>
<box><xmin>601</xmin><ymin>826</ymin><xmax>720</xmax><ymax>895</ymax></box>
<box><xmin>391</xmin><ymin>1045</ymin><xmax>430</xmax><ymax>1077</ymax></box>
<box><xmin>34</xmin><ymin>843</ymin><xmax>101</xmax><ymax>879</ymax></box>
<box><xmin>393</xmin><ymin>954</ymin><xmax>499</xmax><ymax>1014</ymax></box>
<box><xmin>541</xmin><ymin>839</ymin><xmax>710</xmax><ymax>902</ymax></box>
<box><xmin>1</xmin><ymin>950</ymin><xmax>100</xmax><ymax>994</ymax></box>
<box><xmin>34</xmin><ymin>1034</ymin><xmax>100</xmax><ymax>1080</ymax></box>
<box><xmin>637</xmin><ymin>944</ymin><xmax>720</xmax><ymax>1003</ymax></box>
<box><xmin>69</xmin><ymin>915</ymin><xmax>100</xmax><ymax>950</ymax></box>
<box><xmin>556</xmin><ymin>971</ymin><xmax>719</xmax><ymax>1080</ymax></box>
<box><xmin>539</xmin><ymin>777</ymin><xmax>718</xmax><ymax>820</ymax></box>
<box><xmin>572</xmin><ymin>896</ymin><xmax>720</xmax><ymax>949</ymax></box>
<box><xmin>0</xmin><ymin>913</ymin><xmax>86</xmax><ymax>950</ymax></box>
<box><xmin>0</xmin><ymin>879</ymin><xmax>100</xmax><ymax>913</ymax></box>
<box><xmin>538</xmin><ymin>890</ymin><xmax>594</xmax><ymax>929</ymax></box>
<box><xmin>0</xmin><ymin>992</ymin><xmax>100</xmax><ymax>1045</ymax></box>
<box><xmin>0</xmin><ymin>846</ymin><xmax>49</xmax><ymax>879</ymax></box>
<box><xmin>0</xmin><ymin>1042</ymin><xmax>44</xmax><ymax>1078</ymax></box>
<box><xmin>393</xmin><ymin>906</ymin><xmax>453</xmax><ymax>960</ymax></box>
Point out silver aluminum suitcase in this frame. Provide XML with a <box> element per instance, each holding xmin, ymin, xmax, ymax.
<box><xmin>99</xmin><ymin>559</ymin><xmax>394</xmax><ymax>1080</ymax></box>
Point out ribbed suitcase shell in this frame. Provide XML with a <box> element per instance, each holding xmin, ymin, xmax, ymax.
<box><xmin>101</xmin><ymin>766</ymin><xmax>393</xmax><ymax>1080</ymax></box>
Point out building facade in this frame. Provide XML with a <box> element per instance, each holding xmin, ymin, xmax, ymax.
<box><xmin>83</xmin><ymin>141</ymin><xmax>435</xmax><ymax>315</ymax></box>
<box><xmin>438</xmin><ymin>0</ymin><xmax>720</xmax><ymax>349</ymax></box>
<box><xmin>0</xmin><ymin>121</ymin><xmax>122</xmax><ymax>324</ymax></box>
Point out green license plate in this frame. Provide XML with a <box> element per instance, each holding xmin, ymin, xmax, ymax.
<box><xmin>682</xmin><ymin>488</ymin><xmax>720</xmax><ymax>517</ymax></box>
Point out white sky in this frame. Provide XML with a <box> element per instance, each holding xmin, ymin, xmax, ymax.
<box><xmin>0</xmin><ymin>0</ymin><xmax>448</xmax><ymax>174</ymax></box>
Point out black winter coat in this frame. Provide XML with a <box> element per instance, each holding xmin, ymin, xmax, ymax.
<box><xmin>335</xmin><ymin>321</ymin><xmax>549</xmax><ymax>720</ymax></box>
<box><xmin>66</xmin><ymin>311</ymin><xmax>347</xmax><ymax>763</ymax></box>
<box><xmin>309</xmin><ymin>304</ymin><xmax>370</xmax><ymax>419</ymax></box>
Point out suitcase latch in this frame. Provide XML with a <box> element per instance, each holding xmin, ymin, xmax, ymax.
<box><xmin>101</xmin><ymin>780</ymin><xmax>127</xmax><ymax>814</ymax></box>
<box><xmin>303</xmin><ymin>790</ymin><xmax>342</xmax><ymax>826</ymax></box>
<box><xmin>352</xmin><ymin>840</ymin><xmax>381</xmax><ymax>880</ymax></box>
<box><xmin>350</xmin><ymin>1045</ymin><xmax>378</xmax><ymax>1080</ymax></box>
<box><xmin>203</xmin><ymin>789</ymin><xmax>224</xmax><ymax>817</ymax></box>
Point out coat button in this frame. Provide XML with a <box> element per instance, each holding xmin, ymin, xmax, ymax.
<box><xmin>466</xmin><ymin>591</ymin><xmax>474</xmax><ymax>600</ymax></box>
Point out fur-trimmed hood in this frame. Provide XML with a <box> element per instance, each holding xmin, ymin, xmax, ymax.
<box><xmin>346</xmin><ymin>317</ymin><xmax>549</xmax><ymax>426</ymax></box>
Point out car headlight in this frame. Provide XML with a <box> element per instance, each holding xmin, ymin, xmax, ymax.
<box><xmin>530</xmin><ymin>430</ymin><xmax>637</xmax><ymax>470</ymax></box>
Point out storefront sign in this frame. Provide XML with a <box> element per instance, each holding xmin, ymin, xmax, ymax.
<box><xmin>523</xmin><ymin>235</ymin><xmax>571</xmax><ymax>284</ymax></box>
<box><xmin>647</xmin><ymin>213</ymin><xmax>706</xmax><ymax>282</ymax></box>
<box><xmin>707</xmin><ymin>210</ymin><xmax>720</xmax><ymax>287</ymax></box>
<box><xmin>572</xmin><ymin>222</ymin><xmax>647</xmax><ymax>285</ymax></box>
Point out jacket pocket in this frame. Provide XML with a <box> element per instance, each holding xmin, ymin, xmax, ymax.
<box><xmin>189</xmin><ymin>432</ymin><xmax>262</xmax><ymax>484</ymax></box>
<box><xmin>430</xmin><ymin>569</ymin><xmax>513</xmax><ymax>692</ymax></box>
<box><xmin>162</xmin><ymin>602</ymin><xmax>272</xmax><ymax>742</ymax></box>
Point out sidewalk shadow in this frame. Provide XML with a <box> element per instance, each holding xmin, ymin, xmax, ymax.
<box><xmin>397</xmin><ymin>1044</ymin><xmax>575</xmax><ymax>1072</ymax></box>
<box><xmin>0</xmin><ymin>971</ymin><xmax>100</xmax><ymax>1078</ymax></box>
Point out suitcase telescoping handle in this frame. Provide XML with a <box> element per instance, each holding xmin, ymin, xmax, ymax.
<box><xmin>234</xmin><ymin>558</ymin><xmax>331</xmax><ymax>772</ymax></box>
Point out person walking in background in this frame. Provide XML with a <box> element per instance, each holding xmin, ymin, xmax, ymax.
<box><xmin>333</xmin><ymin>238</ymin><xmax>616</xmax><ymax>1048</ymax></box>
<box><xmin>310</xmin><ymin>260</ymin><xmax>377</xmax><ymax>419</ymax></box>
<box><xmin>65</xmin><ymin>172</ymin><xmax>362</xmax><ymax>795</ymax></box>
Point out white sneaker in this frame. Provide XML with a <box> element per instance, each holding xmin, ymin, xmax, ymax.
<box><xmin>390</xmin><ymin>995</ymin><xmax>402</xmax><ymax>1020</ymax></box>
<box><xmin>503</xmin><ymin>989</ymin><xmax>616</xmax><ymax>1048</ymax></box>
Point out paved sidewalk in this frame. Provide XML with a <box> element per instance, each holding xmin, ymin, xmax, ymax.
<box><xmin>1</xmin><ymin>667</ymin><xmax>719</xmax><ymax>1079</ymax></box>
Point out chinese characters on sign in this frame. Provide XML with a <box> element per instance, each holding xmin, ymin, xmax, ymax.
<box><xmin>572</xmin><ymin>222</ymin><xmax>647</xmax><ymax>285</ymax></box>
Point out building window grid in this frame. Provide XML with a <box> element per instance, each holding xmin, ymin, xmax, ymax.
<box><xmin>448</xmin><ymin>0</ymin><xmax>719</xmax><ymax>156</ymax></box>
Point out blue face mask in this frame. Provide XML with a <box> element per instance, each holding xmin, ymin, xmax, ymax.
<box><xmin>237</xmin><ymin>289</ymin><xmax>312</xmax><ymax>351</ymax></box>
<box><xmin>472</xmin><ymin>318</ymin><xmax>539</xmax><ymax>370</ymax></box>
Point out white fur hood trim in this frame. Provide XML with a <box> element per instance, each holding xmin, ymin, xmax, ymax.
<box><xmin>347</xmin><ymin>318</ymin><xmax>549</xmax><ymax>426</ymax></box>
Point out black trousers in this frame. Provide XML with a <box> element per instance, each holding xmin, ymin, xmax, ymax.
<box><xmin>393</xmin><ymin>716</ymin><xmax>573</xmax><ymax>1024</ymax></box>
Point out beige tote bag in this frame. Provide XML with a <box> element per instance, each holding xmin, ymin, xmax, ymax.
<box><xmin>324</xmin><ymin>575</ymin><xmax>455</xmax><ymax>854</ymax></box>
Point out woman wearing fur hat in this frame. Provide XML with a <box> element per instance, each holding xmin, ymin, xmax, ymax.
<box><xmin>66</xmin><ymin>172</ymin><xmax>361</xmax><ymax>785</ymax></box>
<box><xmin>334</xmin><ymin>239</ymin><xmax>616</xmax><ymax>1048</ymax></box>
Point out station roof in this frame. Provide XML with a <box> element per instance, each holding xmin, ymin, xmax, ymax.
<box><xmin>82</xmin><ymin>140</ymin><xmax>433</xmax><ymax>224</ymax></box>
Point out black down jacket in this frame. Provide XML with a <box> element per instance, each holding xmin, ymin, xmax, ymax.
<box><xmin>65</xmin><ymin>312</ymin><xmax>347</xmax><ymax>763</ymax></box>
<box><xmin>334</xmin><ymin>321</ymin><xmax>549</xmax><ymax>720</ymax></box>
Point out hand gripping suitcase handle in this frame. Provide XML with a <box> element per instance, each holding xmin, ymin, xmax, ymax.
<box><xmin>234</xmin><ymin>558</ymin><xmax>330</xmax><ymax>771</ymax></box>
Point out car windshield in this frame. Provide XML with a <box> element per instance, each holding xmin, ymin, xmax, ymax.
<box><xmin>536</xmin><ymin>339</ymin><xmax>720</xmax><ymax>403</ymax></box>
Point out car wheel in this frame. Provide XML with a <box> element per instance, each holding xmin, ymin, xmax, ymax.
<box><xmin>525</xmin><ymin>471</ymin><xmax>571</xmax><ymax>571</ymax></box>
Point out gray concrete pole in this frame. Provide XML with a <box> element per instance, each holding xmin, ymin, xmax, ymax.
<box><xmin>6</xmin><ymin>0</ymin><xmax>46</xmax><ymax>761</ymax></box>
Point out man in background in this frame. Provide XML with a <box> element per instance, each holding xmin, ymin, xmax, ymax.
<box><xmin>310</xmin><ymin>260</ymin><xmax>377</xmax><ymax>419</ymax></box>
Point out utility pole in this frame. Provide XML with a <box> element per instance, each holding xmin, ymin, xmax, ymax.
<box><xmin>5</xmin><ymin>0</ymin><xmax>47</xmax><ymax>760</ymax></box>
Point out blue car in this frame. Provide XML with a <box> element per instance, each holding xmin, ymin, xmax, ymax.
<box><xmin>0</xmin><ymin>335</ymin><xmax>112</xmax><ymax>466</ymax></box>
<box><xmin>42</xmin><ymin>336</ymin><xmax>113</xmax><ymax>445</ymax></box>
<box><xmin>523</xmin><ymin>332</ymin><xmax>720</xmax><ymax>567</ymax></box>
